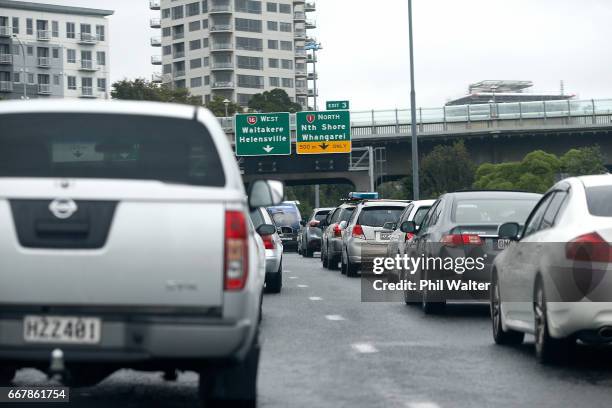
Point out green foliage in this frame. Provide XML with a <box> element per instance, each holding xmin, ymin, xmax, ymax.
<box><xmin>111</xmin><ymin>78</ymin><xmax>202</xmax><ymax>105</ymax></box>
<box><xmin>420</xmin><ymin>140</ymin><xmax>476</xmax><ymax>197</ymax></box>
<box><xmin>286</xmin><ymin>184</ymin><xmax>353</xmax><ymax>219</ymax></box>
<box><xmin>205</xmin><ymin>95</ymin><xmax>243</xmax><ymax>117</ymax></box>
<box><xmin>474</xmin><ymin>146</ymin><xmax>607</xmax><ymax>193</ymax></box>
<box><xmin>248</xmin><ymin>88</ymin><xmax>303</xmax><ymax>113</ymax></box>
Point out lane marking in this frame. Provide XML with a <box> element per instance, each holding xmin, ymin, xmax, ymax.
<box><xmin>351</xmin><ymin>342</ymin><xmax>379</xmax><ymax>354</ymax></box>
<box><xmin>309</xmin><ymin>296</ymin><xmax>323</xmax><ymax>301</ymax></box>
<box><xmin>325</xmin><ymin>314</ymin><xmax>345</xmax><ymax>321</ymax></box>
<box><xmin>406</xmin><ymin>403</ymin><xmax>440</xmax><ymax>408</ymax></box>
<box><xmin>288</xmin><ymin>276</ymin><xmax>298</xmax><ymax>280</ymax></box>
<box><xmin>297</xmin><ymin>284</ymin><xmax>309</xmax><ymax>288</ymax></box>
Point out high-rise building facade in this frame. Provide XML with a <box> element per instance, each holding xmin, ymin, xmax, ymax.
<box><xmin>150</xmin><ymin>0</ymin><xmax>316</xmax><ymax>108</ymax></box>
<box><xmin>0</xmin><ymin>0</ymin><xmax>112</xmax><ymax>100</ymax></box>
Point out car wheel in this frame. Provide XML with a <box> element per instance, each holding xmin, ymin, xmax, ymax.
<box><xmin>491</xmin><ymin>271</ymin><xmax>524</xmax><ymax>345</ymax></box>
<box><xmin>265</xmin><ymin>263</ymin><xmax>282</xmax><ymax>294</ymax></box>
<box><xmin>0</xmin><ymin>367</ymin><xmax>16</xmax><ymax>386</ymax></box>
<box><xmin>534</xmin><ymin>279</ymin><xmax>574</xmax><ymax>364</ymax></box>
<box><xmin>421</xmin><ymin>270</ymin><xmax>445</xmax><ymax>314</ymax></box>
<box><xmin>322</xmin><ymin>245</ymin><xmax>329</xmax><ymax>268</ymax></box>
<box><xmin>328</xmin><ymin>250</ymin><xmax>339</xmax><ymax>271</ymax></box>
<box><xmin>305</xmin><ymin>247</ymin><xmax>314</xmax><ymax>258</ymax></box>
<box><xmin>199</xmin><ymin>336</ymin><xmax>259</xmax><ymax>408</ymax></box>
<box><xmin>340</xmin><ymin>251</ymin><xmax>347</xmax><ymax>275</ymax></box>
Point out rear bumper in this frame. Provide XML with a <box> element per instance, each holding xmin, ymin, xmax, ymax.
<box><xmin>347</xmin><ymin>240</ymin><xmax>388</xmax><ymax>264</ymax></box>
<box><xmin>265</xmin><ymin>249</ymin><xmax>282</xmax><ymax>274</ymax></box>
<box><xmin>547</xmin><ymin>302</ymin><xmax>612</xmax><ymax>340</ymax></box>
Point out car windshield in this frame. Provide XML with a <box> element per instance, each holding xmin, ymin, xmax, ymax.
<box><xmin>358</xmin><ymin>206</ymin><xmax>405</xmax><ymax>227</ymax></box>
<box><xmin>585</xmin><ymin>186</ymin><xmax>612</xmax><ymax>216</ymax></box>
<box><xmin>0</xmin><ymin>113</ymin><xmax>225</xmax><ymax>187</ymax></box>
<box><xmin>269</xmin><ymin>207</ymin><xmax>300</xmax><ymax>227</ymax></box>
<box><xmin>453</xmin><ymin>198</ymin><xmax>539</xmax><ymax>224</ymax></box>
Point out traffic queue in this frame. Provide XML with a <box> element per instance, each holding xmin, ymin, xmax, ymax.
<box><xmin>288</xmin><ymin>179</ymin><xmax>612</xmax><ymax>365</ymax></box>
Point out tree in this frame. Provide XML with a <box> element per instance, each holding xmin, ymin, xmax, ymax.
<box><xmin>420</xmin><ymin>140</ymin><xmax>476</xmax><ymax>197</ymax></box>
<box><xmin>248</xmin><ymin>88</ymin><xmax>302</xmax><ymax>113</ymax></box>
<box><xmin>560</xmin><ymin>146</ymin><xmax>607</xmax><ymax>177</ymax></box>
<box><xmin>205</xmin><ymin>95</ymin><xmax>242</xmax><ymax>117</ymax></box>
<box><xmin>285</xmin><ymin>184</ymin><xmax>353</xmax><ymax>219</ymax></box>
<box><xmin>111</xmin><ymin>78</ymin><xmax>202</xmax><ymax>105</ymax></box>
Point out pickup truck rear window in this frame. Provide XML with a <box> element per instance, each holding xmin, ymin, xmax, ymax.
<box><xmin>0</xmin><ymin>113</ymin><xmax>225</xmax><ymax>187</ymax></box>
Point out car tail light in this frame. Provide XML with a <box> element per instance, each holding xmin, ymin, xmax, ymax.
<box><xmin>440</xmin><ymin>234</ymin><xmax>482</xmax><ymax>247</ymax></box>
<box><xmin>224</xmin><ymin>211</ymin><xmax>248</xmax><ymax>291</ymax></box>
<box><xmin>261</xmin><ymin>234</ymin><xmax>275</xmax><ymax>250</ymax></box>
<box><xmin>405</xmin><ymin>232</ymin><xmax>415</xmax><ymax>242</ymax></box>
<box><xmin>352</xmin><ymin>224</ymin><xmax>365</xmax><ymax>239</ymax></box>
<box><xmin>333</xmin><ymin>223</ymin><xmax>342</xmax><ymax>237</ymax></box>
<box><xmin>566</xmin><ymin>232</ymin><xmax>612</xmax><ymax>263</ymax></box>
<box><xmin>309</xmin><ymin>220</ymin><xmax>320</xmax><ymax>227</ymax></box>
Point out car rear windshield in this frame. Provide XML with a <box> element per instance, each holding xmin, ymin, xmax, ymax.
<box><xmin>314</xmin><ymin>210</ymin><xmax>330</xmax><ymax>221</ymax></box>
<box><xmin>0</xmin><ymin>113</ymin><xmax>225</xmax><ymax>187</ymax></box>
<box><xmin>358</xmin><ymin>206</ymin><xmax>405</xmax><ymax>227</ymax></box>
<box><xmin>453</xmin><ymin>198</ymin><xmax>538</xmax><ymax>224</ymax></box>
<box><xmin>585</xmin><ymin>186</ymin><xmax>612</xmax><ymax>216</ymax></box>
<box><xmin>269</xmin><ymin>206</ymin><xmax>300</xmax><ymax>227</ymax></box>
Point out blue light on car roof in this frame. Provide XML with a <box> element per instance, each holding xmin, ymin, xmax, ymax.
<box><xmin>348</xmin><ymin>192</ymin><xmax>379</xmax><ymax>200</ymax></box>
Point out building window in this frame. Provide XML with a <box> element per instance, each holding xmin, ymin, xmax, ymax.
<box><xmin>281</xmin><ymin>59</ymin><xmax>293</xmax><ymax>69</ymax></box>
<box><xmin>52</xmin><ymin>21</ymin><xmax>59</xmax><ymax>37</ymax></box>
<box><xmin>66</xmin><ymin>22</ymin><xmax>75</xmax><ymax>38</ymax></box>
<box><xmin>203</xmin><ymin>38</ymin><xmax>209</xmax><ymax>48</ymax></box>
<box><xmin>190</xmin><ymin>58</ymin><xmax>202</xmax><ymax>69</ymax></box>
<box><xmin>235</xmin><ymin>0</ymin><xmax>262</xmax><ymax>14</ymax></box>
<box><xmin>204</xmin><ymin>75</ymin><xmax>210</xmax><ymax>85</ymax></box>
<box><xmin>66</xmin><ymin>76</ymin><xmax>76</xmax><ymax>90</ymax></box>
<box><xmin>282</xmin><ymin>77</ymin><xmax>294</xmax><ymax>88</ymax></box>
<box><xmin>172</xmin><ymin>5</ymin><xmax>184</xmax><ymax>20</ymax></box>
<box><xmin>162</xmin><ymin>27</ymin><xmax>171</xmax><ymax>37</ymax></box>
<box><xmin>82</xmin><ymin>77</ymin><xmax>93</xmax><ymax>93</ymax></box>
<box><xmin>52</xmin><ymin>48</ymin><xmax>59</xmax><ymax>59</ymax></box>
<box><xmin>237</xmin><ymin>55</ymin><xmax>263</xmax><ymax>70</ymax></box>
<box><xmin>12</xmin><ymin>17</ymin><xmax>19</xmax><ymax>34</ymax></box>
<box><xmin>189</xmin><ymin>20</ymin><xmax>201</xmax><ymax>32</ymax></box>
<box><xmin>190</xmin><ymin>77</ymin><xmax>202</xmax><ymax>88</ymax></box>
<box><xmin>189</xmin><ymin>39</ymin><xmax>201</xmax><ymax>50</ymax></box>
<box><xmin>237</xmin><ymin>93</ymin><xmax>252</xmax><ymax>106</ymax></box>
<box><xmin>97</xmin><ymin>51</ymin><xmax>106</xmax><ymax>66</ymax></box>
<box><xmin>235</xmin><ymin>18</ymin><xmax>262</xmax><ymax>33</ymax></box>
<box><xmin>266</xmin><ymin>2</ymin><xmax>277</xmax><ymax>12</ymax></box>
<box><xmin>27</xmin><ymin>73</ymin><xmax>35</xmax><ymax>84</ymax></box>
<box><xmin>163</xmin><ymin>45</ymin><xmax>172</xmax><ymax>55</ymax></box>
<box><xmin>236</xmin><ymin>37</ymin><xmax>262</xmax><ymax>51</ymax></box>
<box><xmin>269</xmin><ymin>77</ymin><xmax>279</xmax><ymax>87</ymax></box>
<box><xmin>267</xmin><ymin>21</ymin><xmax>278</xmax><ymax>31</ymax></box>
<box><xmin>202</xmin><ymin>19</ymin><xmax>209</xmax><ymax>29</ymax></box>
<box><xmin>26</xmin><ymin>18</ymin><xmax>33</xmax><ymax>35</ymax></box>
<box><xmin>203</xmin><ymin>56</ymin><xmax>209</xmax><ymax>66</ymax></box>
<box><xmin>163</xmin><ymin>63</ymin><xmax>172</xmax><ymax>74</ymax></box>
<box><xmin>268</xmin><ymin>39</ymin><xmax>278</xmax><ymax>49</ymax></box>
<box><xmin>97</xmin><ymin>78</ymin><xmax>106</xmax><ymax>92</ymax></box>
<box><xmin>280</xmin><ymin>22</ymin><xmax>292</xmax><ymax>32</ymax></box>
<box><xmin>202</xmin><ymin>0</ymin><xmax>208</xmax><ymax>13</ymax></box>
<box><xmin>53</xmin><ymin>74</ymin><xmax>60</xmax><ymax>86</ymax></box>
<box><xmin>162</xmin><ymin>8</ymin><xmax>170</xmax><ymax>18</ymax></box>
<box><xmin>269</xmin><ymin>58</ymin><xmax>278</xmax><ymax>68</ymax></box>
<box><xmin>186</xmin><ymin>2</ymin><xmax>200</xmax><ymax>17</ymax></box>
<box><xmin>67</xmin><ymin>49</ymin><xmax>76</xmax><ymax>63</ymax></box>
<box><xmin>279</xmin><ymin>3</ymin><xmax>291</xmax><ymax>13</ymax></box>
<box><xmin>13</xmin><ymin>72</ymin><xmax>20</xmax><ymax>83</ymax></box>
<box><xmin>26</xmin><ymin>46</ymin><xmax>33</xmax><ymax>56</ymax></box>
<box><xmin>96</xmin><ymin>25</ymin><xmax>105</xmax><ymax>41</ymax></box>
<box><xmin>280</xmin><ymin>41</ymin><xmax>293</xmax><ymax>51</ymax></box>
<box><xmin>237</xmin><ymin>74</ymin><xmax>264</xmax><ymax>89</ymax></box>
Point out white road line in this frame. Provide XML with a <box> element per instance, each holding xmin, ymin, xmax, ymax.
<box><xmin>288</xmin><ymin>276</ymin><xmax>298</xmax><ymax>279</ymax></box>
<box><xmin>325</xmin><ymin>314</ymin><xmax>345</xmax><ymax>321</ymax></box>
<box><xmin>297</xmin><ymin>284</ymin><xmax>309</xmax><ymax>288</ymax></box>
<box><xmin>309</xmin><ymin>296</ymin><xmax>323</xmax><ymax>301</ymax></box>
<box><xmin>351</xmin><ymin>342</ymin><xmax>379</xmax><ymax>354</ymax></box>
<box><xmin>284</xmin><ymin>270</ymin><xmax>293</xmax><ymax>273</ymax></box>
<box><xmin>406</xmin><ymin>403</ymin><xmax>440</xmax><ymax>408</ymax></box>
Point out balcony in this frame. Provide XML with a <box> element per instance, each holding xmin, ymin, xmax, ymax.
<box><xmin>211</xmin><ymin>42</ymin><xmax>233</xmax><ymax>51</ymax></box>
<box><xmin>150</xmin><ymin>37</ymin><xmax>162</xmax><ymax>47</ymax></box>
<box><xmin>211</xmin><ymin>81</ymin><xmax>235</xmax><ymax>89</ymax></box>
<box><xmin>173</xmin><ymin>51</ymin><xmax>185</xmax><ymax>59</ymax></box>
<box><xmin>0</xmin><ymin>26</ymin><xmax>11</xmax><ymax>37</ymax></box>
<box><xmin>305</xmin><ymin>20</ymin><xmax>316</xmax><ymax>29</ymax></box>
<box><xmin>296</xmin><ymin>87</ymin><xmax>308</xmax><ymax>95</ymax></box>
<box><xmin>174</xmin><ymin>70</ymin><xmax>186</xmax><ymax>78</ymax></box>
<box><xmin>149</xmin><ymin>0</ymin><xmax>161</xmax><ymax>10</ymax></box>
<box><xmin>210</xmin><ymin>24</ymin><xmax>232</xmax><ymax>33</ymax></box>
<box><xmin>307</xmin><ymin>73</ymin><xmax>318</xmax><ymax>80</ymax></box>
<box><xmin>150</xmin><ymin>18</ymin><xmax>161</xmax><ymax>28</ymax></box>
<box><xmin>152</xmin><ymin>73</ymin><xmax>162</xmax><ymax>83</ymax></box>
<box><xmin>211</xmin><ymin>62</ymin><xmax>234</xmax><ymax>70</ymax></box>
<box><xmin>151</xmin><ymin>55</ymin><xmax>162</xmax><ymax>65</ymax></box>
<box><xmin>295</xmin><ymin>49</ymin><xmax>307</xmax><ymax>58</ymax></box>
<box><xmin>293</xmin><ymin>0</ymin><xmax>305</xmax><ymax>4</ymax></box>
<box><xmin>0</xmin><ymin>80</ymin><xmax>12</xmax><ymax>92</ymax></box>
<box><xmin>294</xmin><ymin>12</ymin><xmax>306</xmax><ymax>21</ymax></box>
<box><xmin>294</xmin><ymin>29</ymin><xmax>306</xmax><ymax>39</ymax></box>
<box><xmin>308</xmin><ymin>89</ymin><xmax>318</xmax><ymax>97</ymax></box>
<box><xmin>295</xmin><ymin>69</ymin><xmax>307</xmax><ymax>77</ymax></box>
<box><xmin>305</xmin><ymin>2</ymin><xmax>316</xmax><ymax>12</ymax></box>
<box><xmin>38</xmin><ymin>84</ymin><xmax>51</xmax><ymax>95</ymax></box>
<box><xmin>0</xmin><ymin>54</ymin><xmax>13</xmax><ymax>64</ymax></box>
<box><xmin>37</xmin><ymin>57</ymin><xmax>51</xmax><ymax>68</ymax></box>
<box><xmin>209</xmin><ymin>5</ymin><xmax>233</xmax><ymax>14</ymax></box>
<box><xmin>79</xmin><ymin>60</ymin><xmax>98</xmax><ymax>71</ymax></box>
<box><xmin>172</xmin><ymin>32</ymin><xmax>184</xmax><ymax>40</ymax></box>
<box><xmin>79</xmin><ymin>86</ymin><xmax>96</xmax><ymax>98</ymax></box>
<box><xmin>78</xmin><ymin>32</ymin><xmax>98</xmax><ymax>44</ymax></box>
<box><xmin>306</xmin><ymin>55</ymin><xmax>317</xmax><ymax>63</ymax></box>
<box><xmin>37</xmin><ymin>30</ymin><xmax>51</xmax><ymax>41</ymax></box>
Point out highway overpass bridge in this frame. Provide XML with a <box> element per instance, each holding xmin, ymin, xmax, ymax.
<box><xmin>220</xmin><ymin>98</ymin><xmax>612</xmax><ymax>190</ymax></box>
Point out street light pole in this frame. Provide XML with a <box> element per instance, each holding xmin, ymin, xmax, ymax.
<box><xmin>12</xmin><ymin>35</ymin><xmax>27</xmax><ymax>100</ymax></box>
<box><xmin>408</xmin><ymin>0</ymin><xmax>419</xmax><ymax>200</ymax></box>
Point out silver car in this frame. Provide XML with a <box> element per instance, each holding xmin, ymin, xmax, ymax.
<box><xmin>321</xmin><ymin>203</ymin><xmax>357</xmax><ymax>270</ymax></box>
<box><xmin>492</xmin><ymin>175</ymin><xmax>612</xmax><ymax>364</ymax></box>
<box><xmin>341</xmin><ymin>201</ymin><xmax>409</xmax><ymax>276</ymax></box>
<box><xmin>0</xmin><ymin>100</ymin><xmax>284</xmax><ymax>407</ymax></box>
<box><xmin>298</xmin><ymin>207</ymin><xmax>334</xmax><ymax>257</ymax></box>
<box><xmin>250</xmin><ymin>207</ymin><xmax>284</xmax><ymax>293</ymax></box>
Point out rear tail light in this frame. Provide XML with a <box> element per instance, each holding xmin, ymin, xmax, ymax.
<box><xmin>405</xmin><ymin>232</ymin><xmax>415</xmax><ymax>242</ymax></box>
<box><xmin>352</xmin><ymin>224</ymin><xmax>365</xmax><ymax>239</ymax></box>
<box><xmin>440</xmin><ymin>234</ymin><xmax>482</xmax><ymax>247</ymax></box>
<box><xmin>224</xmin><ymin>211</ymin><xmax>248</xmax><ymax>291</ymax></box>
<box><xmin>261</xmin><ymin>234</ymin><xmax>275</xmax><ymax>250</ymax></box>
<box><xmin>566</xmin><ymin>232</ymin><xmax>612</xmax><ymax>263</ymax></box>
<box><xmin>333</xmin><ymin>223</ymin><xmax>342</xmax><ymax>237</ymax></box>
<box><xmin>309</xmin><ymin>220</ymin><xmax>320</xmax><ymax>227</ymax></box>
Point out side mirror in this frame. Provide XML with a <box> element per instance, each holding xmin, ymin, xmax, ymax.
<box><xmin>382</xmin><ymin>222</ymin><xmax>396</xmax><ymax>231</ymax></box>
<box><xmin>338</xmin><ymin>220</ymin><xmax>347</xmax><ymax>230</ymax></box>
<box><xmin>309</xmin><ymin>220</ymin><xmax>320</xmax><ymax>227</ymax></box>
<box><xmin>498</xmin><ymin>222</ymin><xmax>521</xmax><ymax>241</ymax></box>
<box><xmin>247</xmin><ymin>180</ymin><xmax>284</xmax><ymax>209</ymax></box>
<box><xmin>256</xmin><ymin>224</ymin><xmax>277</xmax><ymax>236</ymax></box>
<box><xmin>400</xmin><ymin>221</ymin><xmax>417</xmax><ymax>234</ymax></box>
<box><xmin>300</xmin><ymin>219</ymin><xmax>307</xmax><ymax>227</ymax></box>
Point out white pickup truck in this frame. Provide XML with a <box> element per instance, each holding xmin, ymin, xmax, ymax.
<box><xmin>0</xmin><ymin>100</ymin><xmax>283</xmax><ymax>407</ymax></box>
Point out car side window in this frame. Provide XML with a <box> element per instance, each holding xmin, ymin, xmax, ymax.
<box><xmin>419</xmin><ymin>200</ymin><xmax>439</xmax><ymax>234</ymax></box>
<box><xmin>329</xmin><ymin>209</ymin><xmax>340</xmax><ymax>224</ymax></box>
<box><xmin>430</xmin><ymin>200</ymin><xmax>444</xmax><ymax>226</ymax></box>
<box><xmin>540</xmin><ymin>191</ymin><xmax>568</xmax><ymax>231</ymax></box>
<box><xmin>522</xmin><ymin>193</ymin><xmax>554</xmax><ymax>238</ymax></box>
<box><xmin>401</xmin><ymin>204</ymin><xmax>414</xmax><ymax>223</ymax></box>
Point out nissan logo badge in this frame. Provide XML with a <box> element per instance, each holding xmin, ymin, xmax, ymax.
<box><xmin>49</xmin><ymin>199</ymin><xmax>78</xmax><ymax>219</ymax></box>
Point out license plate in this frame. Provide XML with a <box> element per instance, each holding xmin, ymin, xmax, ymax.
<box><xmin>379</xmin><ymin>232</ymin><xmax>392</xmax><ymax>241</ymax></box>
<box><xmin>497</xmin><ymin>238</ymin><xmax>511</xmax><ymax>250</ymax></box>
<box><xmin>23</xmin><ymin>316</ymin><xmax>101</xmax><ymax>344</ymax></box>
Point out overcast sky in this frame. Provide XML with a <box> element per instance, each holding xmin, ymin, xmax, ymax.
<box><xmin>40</xmin><ymin>0</ymin><xmax>612</xmax><ymax>110</ymax></box>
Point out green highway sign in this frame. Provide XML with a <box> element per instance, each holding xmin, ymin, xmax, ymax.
<box><xmin>296</xmin><ymin>110</ymin><xmax>351</xmax><ymax>155</ymax></box>
<box><xmin>235</xmin><ymin>113</ymin><xmax>291</xmax><ymax>156</ymax></box>
<box><xmin>326</xmin><ymin>100</ymin><xmax>350</xmax><ymax>110</ymax></box>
